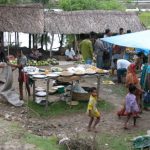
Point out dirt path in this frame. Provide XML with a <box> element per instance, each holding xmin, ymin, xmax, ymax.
<box><xmin>0</xmin><ymin>66</ymin><xmax>150</xmax><ymax>149</ymax></box>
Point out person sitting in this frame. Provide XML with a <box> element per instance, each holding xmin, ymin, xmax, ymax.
<box><xmin>29</xmin><ymin>48</ymin><xmax>42</xmax><ymax>61</ymax></box>
<box><xmin>65</xmin><ymin>46</ymin><xmax>78</xmax><ymax>61</ymax></box>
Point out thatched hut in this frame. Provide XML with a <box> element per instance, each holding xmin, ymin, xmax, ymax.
<box><xmin>0</xmin><ymin>4</ymin><xmax>44</xmax><ymax>33</ymax></box>
<box><xmin>44</xmin><ymin>10</ymin><xmax>145</xmax><ymax>34</ymax></box>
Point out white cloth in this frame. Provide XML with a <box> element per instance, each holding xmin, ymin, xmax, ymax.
<box><xmin>65</xmin><ymin>49</ymin><xmax>75</xmax><ymax>59</ymax></box>
<box><xmin>0</xmin><ymin>65</ymin><xmax>24</xmax><ymax>106</ymax></box>
<box><xmin>117</xmin><ymin>59</ymin><xmax>131</xmax><ymax>69</ymax></box>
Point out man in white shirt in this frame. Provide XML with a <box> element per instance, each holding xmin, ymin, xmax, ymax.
<box><xmin>113</xmin><ymin>59</ymin><xmax>131</xmax><ymax>83</ymax></box>
<box><xmin>65</xmin><ymin>47</ymin><xmax>77</xmax><ymax>61</ymax></box>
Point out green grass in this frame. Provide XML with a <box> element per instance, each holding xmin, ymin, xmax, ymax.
<box><xmin>27</xmin><ymin>99</ymin><xmax>114</xmax><ymax>117</ymax></box>
<box><xmin>24</xmin><ymin>133</ymin><xmax>61</xmax><ymax>150</ymax></box>
<box><xmin>102</xmin><ymin>76</ymin><xmax>127</xmax><ymax>97</ymax></box>
<box><xmin>96</xmin><ymin>131</ymin><xmax>146</xmax><ymax>150</ymax></box>
<box><xmin>139</xmin><ymin>12</ymin><xmax>150</xmax><ymax>28</ymax></box>
<box><xmin>109</xmin><ymin>84</ymin><xmax>127</xmax><ymax>97</ymax></box>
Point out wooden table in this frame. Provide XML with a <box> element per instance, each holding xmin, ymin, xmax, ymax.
<box><xmin>30</xmin><ymin>72</ymin><xmax>106</xmax><ymax>110</ymax></box>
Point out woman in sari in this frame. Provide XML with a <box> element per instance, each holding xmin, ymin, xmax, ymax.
<box><xmin>117</xmin><ymin>63</ymin><xmax>143</xmax><ymax>117</ymax></box>
<box><xmin>141</xmin><ymin>55</ymin><xmax>150</xmax><ymax>110</ymax></box>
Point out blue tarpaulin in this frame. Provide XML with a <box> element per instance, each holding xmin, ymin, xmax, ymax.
<box><xmin>135</xmin><ymin>48</ymin><xmax>150</xmax><ymax>55</ymax></box>
<box><xmin>101</xmin><ymin>30</ymin><xmax>150</xmax><ymax>54</ymax></box>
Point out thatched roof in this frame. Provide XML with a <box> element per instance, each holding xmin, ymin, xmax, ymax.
<box><xmin>0</xmin><ymin>4</ymin><xmax>44</xmax><ymax>33</ymax></box>
<box><xmin>44</xmin><ymin>10</ymin><xmax>145</xmax><ymax>34</ymax></box>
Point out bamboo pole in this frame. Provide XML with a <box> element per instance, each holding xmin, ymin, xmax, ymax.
<box><xmin>49</xmin><ymin>33</ymin><xmax>54</xmax><ymax>58</ymax></box>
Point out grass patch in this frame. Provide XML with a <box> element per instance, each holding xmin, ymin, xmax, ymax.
<box><xmin>102</xmin><ymin>76</ymin><xmax>127</xmax><ymax>97</ymax></box>
<box><xmin>24</xmin><ymin>133</ymin><xmax>61</xmax><ymax>150</ymax></box>
<box><xmin>97</xmin><ymin>131</ymin><xmax>146</xmax><ymax>150</ymax></box>
<box><xmin>139</xmin><ymin>12</ymin><xmax>150</xmax><ymax>28</ymax></box>
<box><xmin>109</xmin><ymin>84</ymin><xmax>127</xmax><ymax>97</ymax></box>
<box><xmin>27</xmin><ymin>99</ymin><xmax>113</xmax><ymax>117</ymax></box>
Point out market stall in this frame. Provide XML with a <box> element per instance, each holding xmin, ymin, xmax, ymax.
<box><xmin>24</xmin><ymin>65</ymin><xmax>109</xmax><ymax>109</ymax></box>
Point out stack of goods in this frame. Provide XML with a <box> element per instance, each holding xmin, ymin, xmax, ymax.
<box><xmin>35</xmin><ymin>87</ymin><xmax>47</xmax><ymax>105</ymax></box>
<box><xmin>72</xmin><ymin>82</ymin><xmax>90</xmax><ymax>101</ymax></box>
<box><xmin>9</xmin><ymin>58</ymin><xmax>59</xmax><ymax>66</ymax></box>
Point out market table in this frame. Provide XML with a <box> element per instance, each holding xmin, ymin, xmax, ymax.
<box><xmin>25</xmin><ymin>66</ymin><xmax>109</xmax><ymax>110</ymax></box>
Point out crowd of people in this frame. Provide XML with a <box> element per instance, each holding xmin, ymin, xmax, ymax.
<box><xmin>83</xmin><ymin>28</ymin><xmax>150</xmax><ymax>131</ymax></box>
<box><xmin>0</xmin><ymin>28</ymin><xmax>150</xmax><ymax>132</ymax></box>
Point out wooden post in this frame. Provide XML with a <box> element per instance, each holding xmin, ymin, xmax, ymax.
<box><xmin>97</xmin><ymin>74</ymin><xmax>101</xmax><ymax>99</ymax></box>
<box><xmin>49</xmin><ymin>33</ymin><xmax>54</xmax><ymax>58</ymax></box>
<box><xmin>33</xmin><ymin>79</ymin><xmax>35</xmax><ymax>101</ymax></box>
<box><xmin>29</xmin><ymin>34</ymin><xmax>31</xmax><ymax>49</ymax></box>
<box><xmin>45</xmin><ymin>78</ymin><xmax>49</xmax><ymax>112</ymax></box>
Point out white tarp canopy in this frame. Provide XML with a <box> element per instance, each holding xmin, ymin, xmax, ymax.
<box><xmin>101</xmin><ymin>30</ymin><xmax>150</xmax><ymax>54</ymax></box>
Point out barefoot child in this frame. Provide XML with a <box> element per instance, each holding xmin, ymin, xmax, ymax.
<box><xmin>87</xmin><ymin>87</ymin><xmax>100</xmax><ymax>132</ymax></box>
<box><xmin>124</xmin><ymin>84</ymin><xmax>139</xmax><ymax>129</ymax></box>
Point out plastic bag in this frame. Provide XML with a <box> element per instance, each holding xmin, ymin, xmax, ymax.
<box><xmin>73</xmin><ymin>82</ymin><xmax>87</xmax><ymax>93</ymax></box>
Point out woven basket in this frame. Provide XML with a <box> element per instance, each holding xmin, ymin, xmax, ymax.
<box><xmin>72</xmin><ymin>92</ymin><xmax>90</xmax><ymax>101</ymax></box>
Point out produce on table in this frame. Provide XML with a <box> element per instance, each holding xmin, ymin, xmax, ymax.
<box><xmin>27</xmin><ymin>58</ymin><xmax>59</xmax><ymax>66</ymax></box>
<box><xmin>10</xmin><ymin>58</ymin><xmax>59</xmax><ymax>66</ymax></box>
<box><xmin>9</xmin><ymin>59</ymin><xmax>17</xmax><ymax>65</ymax></box>
<box><xmin>51</xmin><ymin>67</ymin><xmax>63</xmax><ymax>72</ymax></box>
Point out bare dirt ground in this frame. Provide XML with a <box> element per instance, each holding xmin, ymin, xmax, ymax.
<box><xmin>0</xmin><ymin>63</ymin><xmax>150</xmax><ymax>149</ymax></box>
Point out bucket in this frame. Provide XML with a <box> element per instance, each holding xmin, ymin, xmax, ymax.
<box><xmin>57</xmin><ymin>86</ymin><xmax>65</xmax><ymax>94</ymax></box>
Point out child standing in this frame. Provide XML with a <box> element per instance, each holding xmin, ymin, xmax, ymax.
<box><xmin>124</xmin><ymin>84</ymin><xmax>139</xmax><ymax>129</ymax></box>
<box><xmin>87</xmin><ymin>87</ymin><xmax>100</xmax><ymax>132</ymax></box>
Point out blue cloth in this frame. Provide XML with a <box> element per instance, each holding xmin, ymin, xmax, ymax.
<box><xmin>117</xmin><ymin>68</ymin><xmax>127</xmax><ymax>83</ymax></box>
<box><xmin>96</xmin><ymin>55</ymin><xmax>103</xmax><ymax>68</ymax></box>
<box><xmin>135</xmin><ymin>48</ymin><xmax>150</xmax><ymax>56</ymax></box>
<box><xmin>123</xmin><ymin>53</ymin><xmax>130</xmax><ymax>60</ymax></box>
<box><xmin>85</xmin><ymin>58</ymin><xmax>92</xmax><ymax>65</ymax></box>
<box><xmin>140</xmin><ymin>64</ymin><xmax>148</xmax><ymax>89</ymax></box>
<box><xmin>141</xmin><ymin>64</ymin><xmax>150</xmax><ymax>93</ymax></box>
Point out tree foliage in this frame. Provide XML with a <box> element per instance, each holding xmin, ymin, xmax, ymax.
<box><xmin>59</xmin><ymin>0</ymin><xmax>124</xmax><ymax>11</ymax></box>
<box><xmin>0</xmin><ymin>0</ymin><xmax>49</xmax><ymax>5</ymax></box>
<box><xmin>31</xmin><ymin>0</ymin><xmax>49</xmax><ymax>5</ymax></box>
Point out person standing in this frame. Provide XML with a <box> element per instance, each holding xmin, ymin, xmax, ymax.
<box><xmin>126</xmin><ymin>64</ymin><xmax>143</xmax><ymax>112</ymax></box>
<box><xmin>123</xmin><ymin>30</ymin><xmax>134</xmax><ymax>60</ymax></box>
<box><xmin>79</xmin><ymin>35</ymin><xmax>93</xmax><ymax>64</ymax></box>
<box><xmin>0</xmin><ymin>48</ymin><xmax>6</xmax><ymax>62</ymax></box>
<box><xmin>87</xmin><ymin>87</ymin><xmax>100</xmax><ymax>132</ymax></box>
<box><xmin>134</xmin><ymin>52</ymin><xmax>144</xmax><ymax>70</ymax></box>
<box><xmin>124</xmin><ymin>84</ymin><xmax>139</xmax><ymax>129</ymax></box>
<box><xmin>103</xmin><ymin>29</ymin><xmax>112</xmax><ymax>69</ymax></box>
<box><xmin>94</xmin><ymin>34</ymin><xmax>107</xmax><ymax>68</ymax></box>
<box><xmin>9</xmin><ymin>50</ymin><xmax>30</xmax><ymax>100</ymax></box>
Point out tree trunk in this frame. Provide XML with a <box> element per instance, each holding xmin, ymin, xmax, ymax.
<box><xmin>35</xmin><ymin>34</ymin><xmax>38</xmax><ymax>49</ymax></box>
<box><xmin>10</xmin><ymin>33</ymin><xmax>12</xmax><ymax>45</ymax></box>
<box><xmin>32</xmin><ymin>34</ymin><xmax>35</xmax><ymax>48</ymax></box>
<box><xmin>17</xmin><ymin>32</ymin><xmax>19</xmax><ymax>47</ymax></box>
<box><xmin>41</xmin><ymin>34</ymin><xmax>44</xmax><ymax>49</ymax></box>
<box><xmin>15</xmin><ymin>32</ymin><xmax>17</xmax><ymax>46</ymax></box>
<box><xmin>49</xmin><ymin>33</ymin><xmax>54</xmax><ymax>58</ymax></box>
<box><xmin>59</xmin><ymin>34</ymin><xmax>64</xmax><ymax>55</ymax></box>
<box><xmin>29</xmin><ymin>34</ymin><xmax>31</xmax><ymax>49</ymax></box>
<box><xmin>45</xmin><ymin>33</ymin><xmax>48</xmax><ymax>51</ymax></box>
<box><xmin>0</xmin><ymin>32</ymin><xmax>4</xmax><ymax>46</ymax></box>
